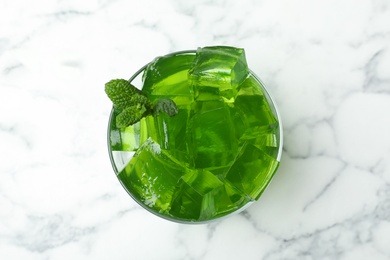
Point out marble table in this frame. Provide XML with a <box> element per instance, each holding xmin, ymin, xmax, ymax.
<box><xmin>1</xmin><ymin>0</ymin><xmax>390</xmax><ymax>259</ymax></box>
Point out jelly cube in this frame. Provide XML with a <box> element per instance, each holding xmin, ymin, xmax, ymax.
<box><xmin>117</xmin><ymin>138</ymin><xmax>186</xmax><ymax>213</ymax></box>
<box><xmin>147</xmin><ymin>107</ymin><xmax>192</xmax><ymax>166</ymax></box>
<box><xmin>225</xmin><ymin>142</ymin><xmax>279</xmax><ymax>200</ymax></box>
<box><xmin>169</xmin><ymin>169</ymin><xmax>224</xmax><ymax>221</ymax></box>
<box><xmin>109</xmin><ymin>117</ymin><xmax>150</xmax><ymax>152</ymax></box>
<box><xmin>189</xmin><ymin>46</ymin><xmax>249</xmax><ymax>101</ymax></box>
<box><xmin>233</xmin><ymin>76</ymin><xmax>278</xmax><ymax>141</ymax></box>
<box><xmin>188</xmin><ymin>100</ymin><xmax>238</xmax><ymax>169</ymax></box>
<box><xmin>142</xmin><ymin>53</ymin><xmax>195</xmax><ymax>106</ymax></box>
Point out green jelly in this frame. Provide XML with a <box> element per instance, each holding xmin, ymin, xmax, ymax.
<box><xmin>110</xmin><ymin>46</ymin><xmax>281</xmax><ymax>222</ymax></box>
<box><xmin>189</xmin><ymin>46</ymin><xmax>249</xmax><ymax>101</ymax></box>
<box><xmin>117</xmin><ymin>138</ymin><xmax>186</xmax><ymax>214</ymax></box>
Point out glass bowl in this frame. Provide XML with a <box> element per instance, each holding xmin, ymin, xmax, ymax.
<box><xmin>107</xmin><ymin>49</ymin><xmax>283</xmax><ymax>224</ymax></box>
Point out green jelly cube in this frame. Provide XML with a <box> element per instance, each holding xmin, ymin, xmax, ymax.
<box><xmin>142</xmin><ymin>53</ymin><xmax>195</xmax><ymax>106</ymax></box>
<box><xmin>117</xmin><ymin>138</ymin><xmax>186</xmax><ymax>213</ymax></box>
<box><xmin>235</xmin><ymin>75</ymin><xmax>265</xmax><ymax>95</ymax></box>
<box><xmin>110</xmin><ymin>118</ymin><xmax>150</xmax><ymax>152</ymax></box>
<box><xmin>169</xmin><ymin>169</ymin><xmax>224</xmax><ymax>221</ymax></box>
<box><xmin>208</xmin><ymin>165</ymin><xmax>233</xmax><ymax>180</ymax></box>
<box><xmin>189</xmin><ymin>46</ymin><xmax>249</xmax><ymax>101</ymax></box>
<box><xmin>188</xmin><ymin>100</ymin><xmax>238</xmax><ymax>169</ymax></box>
<box><xmin>229</xmin><ymin>105</ymin><xmax>247</xmax><ymax>142</ymax></box>
<box><xmin>212</xmin><ymin>180</ymin><xmax>252</xmax><ymax>217</ymax></box>
<box><xmin>147</xmin><ymin>107</ymin><xmax>192</xmax><ymax>166</ymax></box>
<box><xmin>252</xmin><ymin>131</ymin><xmax>280</xmax><ymax>159</ymax></box>
<box><xmin>225</xmin><ymin>142</ymin><xmax>279</xmax><ymax>200</ymax></box>
<box><xmin>233</xmin><ymin>77</ymin><xmax>278</xmax><ymax>140</ymax></box>
<box><xmin>192</xmin><ymin>85</ymin><xmax>226</xmax><ymax>102</ymax></box>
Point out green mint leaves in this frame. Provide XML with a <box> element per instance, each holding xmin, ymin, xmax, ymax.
<box><xmin>105</xmin><ymin>79</ymin><xmax>178</xmax><ymax>128</ymax></box>
<box><xmin>105</xmin><ymin>79</ymin><xmax>150</xmax><ymax>111</ymax></box>
<box><xmin>115</xmin><ymin>103</ymin><xmax>148</xmax><ymax>128</ymax></box>
<box><xmin>105</xmin><ymin>79</ymin><xmax>151</xmax><ymax>127</ymax></box>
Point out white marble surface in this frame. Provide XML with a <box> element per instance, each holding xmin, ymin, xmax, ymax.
<box><xmin>1</xmin><ymin>0</ymin><xmax>390</xmax><ymax>259</ymax></box>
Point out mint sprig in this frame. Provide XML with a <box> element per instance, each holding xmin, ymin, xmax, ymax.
<box><xmin>105</xmin><ymin>79</ymin><xmax>178</xmax><ymax>128</ymax></box>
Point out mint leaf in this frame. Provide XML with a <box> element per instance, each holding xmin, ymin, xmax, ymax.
<box><xmin>153</xmin><ymin>98</ymin><xmax>179</xmax><ymax>116</ymax></box>
<box><xmin>105</xmin><ymin>79</ymin><xmax>150</xmax><ymax>111</ymax></box>
<box><xmin>116</xmin><ymin>104</ymin><xmax>148</xmax><ymax>128</ymax></box>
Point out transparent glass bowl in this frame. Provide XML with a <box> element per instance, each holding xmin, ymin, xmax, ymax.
<box><xmin>107</xmin><ymin>50</ymin><xmax>283</xmax><ymax>223</ymax></box>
